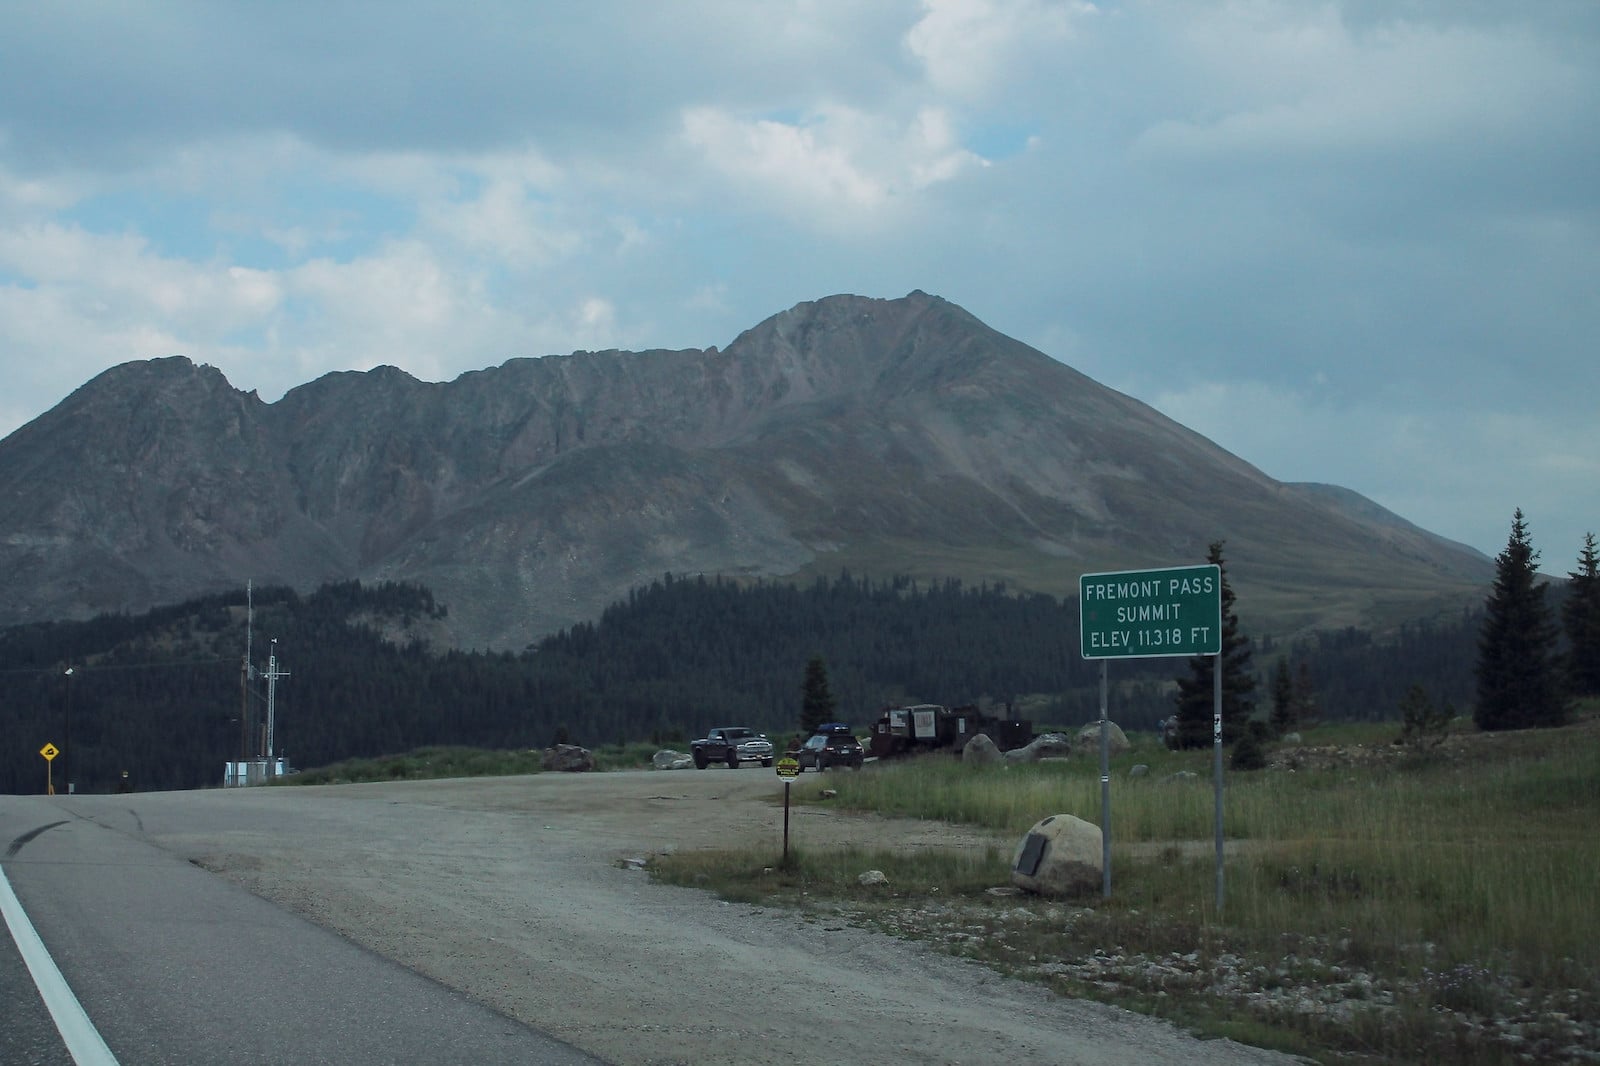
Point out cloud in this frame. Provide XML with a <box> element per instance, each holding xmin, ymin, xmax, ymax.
<box><xmin>0</xmin><ymin>4</ymin><xmax>918</xmax><ymax>172</ymax></box>
<box><xmin>0</xmin><ymin>221</ymin><xmax>284</xmax><ymax>336</ymax></box>
<box><xmin>681</xmin><ymin>103</ymin><xmax>988</xmax><ymax>224</ymax></box>
<box><xmin>1138</xmin><ymin>9</ymin><xmax>1582</xmax><ymax>160</ymax></box>
<box><xmin>906</xmin><ymin>0</ymin><xmax>1094</xmax><ymax>101</ymax></box>
<box><xmin>0</xmin><ymin>158</ymin><xmax>85</xmax><ymax>217</ymax></box>
<box><xmin>1147</xmin><ymin>378</ymin><xmax>1600</xmax><ymax>563</ymax></box>
<box><xmin>421</xmin><ymin>176</ymin><xmax>580</xmax><ymax>269</ymax></box>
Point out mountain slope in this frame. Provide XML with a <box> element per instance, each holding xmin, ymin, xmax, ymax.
<box><xmin>0</xmin><ymin>291</ymin><xmax>1490</xmax><ymax>647</ymax></box>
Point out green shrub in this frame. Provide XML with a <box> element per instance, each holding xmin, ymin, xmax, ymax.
<box><xmin>1230</xmin><ymin>728</ymin><xmax>1267</xmax><ymax>771</ymax></box>
<box><xmin>1397</xmin><ymin>683</ymin><xmax>1453</xmax><ymax>749</ymax></box>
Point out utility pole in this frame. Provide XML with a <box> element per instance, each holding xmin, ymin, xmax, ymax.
<box><xmin>241</xmin><ymin>580</ymin><xmax>255</xmax><ymax>759</ymax></box>
<box><xmin>263</xmin><ymin>639</ymin><xmax>290</xmax><ymax>776</ymax></box>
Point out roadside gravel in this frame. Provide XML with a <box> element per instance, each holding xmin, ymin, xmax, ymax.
<box><xmin>143</xmin><ymin>769</ymin><xmax>1300</xmax><ymax>1066</ymax></box>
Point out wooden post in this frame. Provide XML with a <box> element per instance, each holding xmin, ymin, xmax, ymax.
<box><xmin>782</xmin><ymin>781</ymin><xmax>792</xmax><ymax>860</ymax></box>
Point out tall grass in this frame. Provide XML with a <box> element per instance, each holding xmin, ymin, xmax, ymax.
<box><xmin>281</xmin><ymin>740</ymin><xmax>660</xmax><ymax>783</ymax></box>
<box><xmin>701</xmin><ymin>712</ymin><xmax>1600</xmax><ymax>1061</ymax></box>
<box><xmin>590</xmin><ymin>741</ymin><xmax>662</xmax><ymax>771</ymax></box>
<box><xmin>822</xmin><ymin>726</ymin><xmax>1600</xmax><ymax>978</ymax></box>
<box><xmin>283</xmin><ymin>745</ymin><xmax>548</xmax><ymax>784</ymax></box>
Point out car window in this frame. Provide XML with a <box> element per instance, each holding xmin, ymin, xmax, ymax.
<box><xmin>803</xmin><ymin>736</ymin><xmax>825</xmax><ymax>750</ymax></box>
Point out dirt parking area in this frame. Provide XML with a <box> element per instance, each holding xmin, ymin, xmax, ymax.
<box><xmin>152</xmin><ymin>768</ymin><xmax>1297</xmax><ymax>1066</ymax></box>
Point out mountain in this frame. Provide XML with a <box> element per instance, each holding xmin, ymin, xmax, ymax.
<box><xmin>0</xmin><ymin>291</ymin><xmax>1490</xmax><ymax>648</ymax></box>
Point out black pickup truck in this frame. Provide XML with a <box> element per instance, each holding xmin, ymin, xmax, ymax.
<box><xmin>691</xmin><ymin>727</ymin><xmax>775</xmax><ymax>769</ymax></box>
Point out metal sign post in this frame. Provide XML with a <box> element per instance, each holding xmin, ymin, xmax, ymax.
<box><xmin>1080</xmin><ymin>564</ymin><xmax>1223</xmax><ymax>904</ymax></box>
<box><xmin>1099</xmin><ymin>659</ymin><xmax>1110</xmax><ymax>898</ymax></box>
<box><xmin>775</xmin><ymin>755</ymin><xmax>800</xmax><ymax>861</ymax></box>
<box><xmin>40</xmin><ymin>742</ymin><xmax>58</xmax><ymax>796</ymax></box>
<box><xmin>1214</xmin><ymin>660</ymin><xmax>1225</xmax><ymax>911</ymax></box>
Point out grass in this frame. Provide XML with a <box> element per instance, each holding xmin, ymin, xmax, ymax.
<box><xmin>652</xmin><ymin>702</ymin><xmax>1600</xmax><ymax>1064</ymax></box>
<box><xmin>280</xmin><ymin>739</ymin><xmax>662</xmax><ymax>784</ymax></box>
<box><xmin>280</xmin><ymin>745</ymin><xmax>549</xmax><ymax>784</ymax></box>
<box><xmin>590</xmin><ymin>741</ymin><xmax>663</xmax><ymax>771</ymax></box>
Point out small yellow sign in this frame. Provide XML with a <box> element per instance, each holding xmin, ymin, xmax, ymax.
<box><xmin>40</xmin><ymin>743</ymin><xmax>59</xmax><ymax>761</ymax></box>
<box><xmin>775</xmin><ymin>755</ymin><xmax>800</xmax><ymax>779</ymax></box>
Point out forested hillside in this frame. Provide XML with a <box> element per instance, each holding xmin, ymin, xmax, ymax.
<box><xmin>0</xmin><ymin>575</ymin><xmax>1481</xmax><ymax>794</ymax></box>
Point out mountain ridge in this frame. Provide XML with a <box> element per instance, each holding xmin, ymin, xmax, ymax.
<box><xmin>0</xmin><ymin>291</ymin><xmax>1491</xmax><ymax>647</ymax></box>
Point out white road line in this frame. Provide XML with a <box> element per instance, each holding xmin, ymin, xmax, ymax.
<box><xmin>0</xmin><ymin>864</ymin><xmax>120</xmax><ymax>1066</ymax></box>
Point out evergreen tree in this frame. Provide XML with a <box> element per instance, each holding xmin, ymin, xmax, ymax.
<box><xmin>1270</xmin><ymin>657</ymin><xmax>1294</xmax><ymax>737</ymax></box>
<box><xmin>1562</xmin><ymin>532</ymin><xmax>1600</xmax><ymax>697</ymax></box>
<box><xmin>1292</xmin><ymin>659</ymin><xmax>1319</xmax><ymax>730</ymax></box>
<box><xmin>1173</xmin><ymin>542</ymin><xmax>1256</xmax><ymax>748</ymax></box>
<box><xmin>1231</xmin><ymin>720</ymin><xmax>1269</xmax><ymax>770</ymax></box>
<box><xmin>799</xmin><ymin>654</ymin><xmax>837</xmax><ymax>734</ymax></box>
<box><xmin>1475</xmin><ymin>509</ymin><xmax>1567</xmax><ymax>730</ymax></box>
<box><xmin>1397</xmin><ymin>683</ymin><xmax>1452</xmax><ymax>750</ymax></box>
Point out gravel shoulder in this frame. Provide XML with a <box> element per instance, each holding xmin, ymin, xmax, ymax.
<box><xmin>135</xmin><ymin>769</ymin><xmax>1298</xmax><ymax>1066</ymax></box>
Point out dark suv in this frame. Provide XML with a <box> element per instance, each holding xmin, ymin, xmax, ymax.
<box><xmin>797</xmin><ymin>724</ymin><xmax>864</xmax><ymax>771</ymax></box>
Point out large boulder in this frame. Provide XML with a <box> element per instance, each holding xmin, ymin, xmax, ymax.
<box><xmin>1011</xmin><ymin>814</ymin><xmax>1103</xmax><ymax>897</ymax></box>
<box><xmin>542</xmin><ymin>744</ymin><xmax>596</xmax><ymax>772</ymax></box>
<box><xmin>962</xmin><ymin>734</ymin><xmax>1005</xmax><ymax>765</ymax></box>
<box><xmin>652</xmin><ymin>749</ymin><xmax>694</xmax><ymax>770</ymax></box>
<box><xmin>1076</xmin><ymin>721</ymin><xmax>1130</xmax><ymax>756</ymax></box>
<box><xmin>1003</xmin><ymin>732</ymin><xmax>1073</xmax><ymax>763</ymax></box>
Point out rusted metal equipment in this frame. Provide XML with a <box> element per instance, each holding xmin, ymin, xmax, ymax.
<box><xmin>868</xmin><ymin>703</ymin><xmax>1033</xmax><ymax>760</ymax></box>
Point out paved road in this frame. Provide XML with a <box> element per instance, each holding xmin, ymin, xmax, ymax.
<box><xmin>0</xmin><ymin>905</ymin><xmax>75</xmax><ymax>1066</ymax></box>
<box><xmin>0</xmin><ymin>795</ymin><xmax>600</xmax><ymax>1066</ymax></box>
<box><xmin>5</xmin><ymin>777</ymin><xmax>1301</xmax><ymax>1066</ymax></box>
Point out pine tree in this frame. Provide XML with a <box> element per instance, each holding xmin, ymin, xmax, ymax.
<box><xmin>1562</xmin><ymin>532</ymin><xmax>1600</xmax><ymax>697</ymax></box>
<box><xmin>1292</xmin><ymin>659</ymin><xmax>1319</xmax><ymax>730</ymax></box>
<box><xmin>1397</xmin><ymin>683</ymin><xmax>1452</xmax><ymax>750</ymax></box>
<box><xmin>800</xmin><ymin>654</ymin><xmax>837</xmax><ymax>735</ymax></box>
<box><xmin>1270</xmin><ymin>657</ymin><xmax>1294</xmax><ymax>737</ymax></box>
<box><xmin>1475</xmin><ymin>509</ymin><xmax>1567</xmax><ymax>730</ymax></box>
<box><xmin>1173</xmin><ymin>542</ymin><xmax>1256</xmax><ymax>748</ymax></box>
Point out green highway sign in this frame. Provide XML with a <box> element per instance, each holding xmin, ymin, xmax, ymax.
<box><xmin>1080</xmin><ymin>564</ymin><xmax>1222</xmax><ymax>660</ymax></box>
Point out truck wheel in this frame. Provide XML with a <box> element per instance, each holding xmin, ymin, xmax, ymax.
<box><xmin>693</xmin><ymin>751</ymin><xmax>707</xmax><ymax>769</ymax></box>
<box><xmin>726</xmin><ymin>750</ymin><xmax>739</xmax><ymax>769</ymax></box>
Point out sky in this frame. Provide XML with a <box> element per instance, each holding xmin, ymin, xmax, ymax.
<box><xmin>0</xmin><ymin>1</ymin><xmax>1595</xmax><ymax>564</ymax></box>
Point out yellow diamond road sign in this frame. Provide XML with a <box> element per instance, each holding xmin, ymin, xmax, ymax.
<box><xmin>40</xmin><ymin>743</ymin><xmax>59</xmax><ymax>761</ymax></box>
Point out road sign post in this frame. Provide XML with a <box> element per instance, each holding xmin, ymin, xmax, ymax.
<box><xmin>775</xmin><ymin>755</ymin><xmax>800</xmax><ymax>861</ymax></box>
<box><xmin>1215</xmin><ymin>658</ymin><xmax>1225</xmax><ymax>909</ymax></box>
<box><xmin>40</xmin><ymin>742</ymin><xmax>58</xmax><ymax>796</ymax></box>
<box><xmin>1081</xmin><ymin>564</ymin><xmax>1223</xmax><ymax>904</ymax></box>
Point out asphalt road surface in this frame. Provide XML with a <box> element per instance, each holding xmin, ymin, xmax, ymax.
<box><xmin>0</xmin><ymin>795</ymin><xmax>597</xmax><ymax>1065</ymax></box>
<box><xmin>3</xmin><ymin>772</ymin><xmax>1300</xmax><ymax>1065</ymax></box>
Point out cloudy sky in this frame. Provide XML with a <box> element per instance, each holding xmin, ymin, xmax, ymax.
<box><xmin>1</xmin><ymin>1</ymin><xmax>1595</xmax><ymax>563</ymax></box>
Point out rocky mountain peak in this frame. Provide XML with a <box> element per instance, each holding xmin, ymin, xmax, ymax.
<box><xmin>0</xmin><ymin>293</ymin><xmax>1491</xmax><ymax>647</ymax></box>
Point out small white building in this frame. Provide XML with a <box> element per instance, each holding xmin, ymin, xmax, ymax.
<box><xmin>222</xmin><ymin>757</ymin><xmax>290</xmax><ymax>787</ymax></box>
